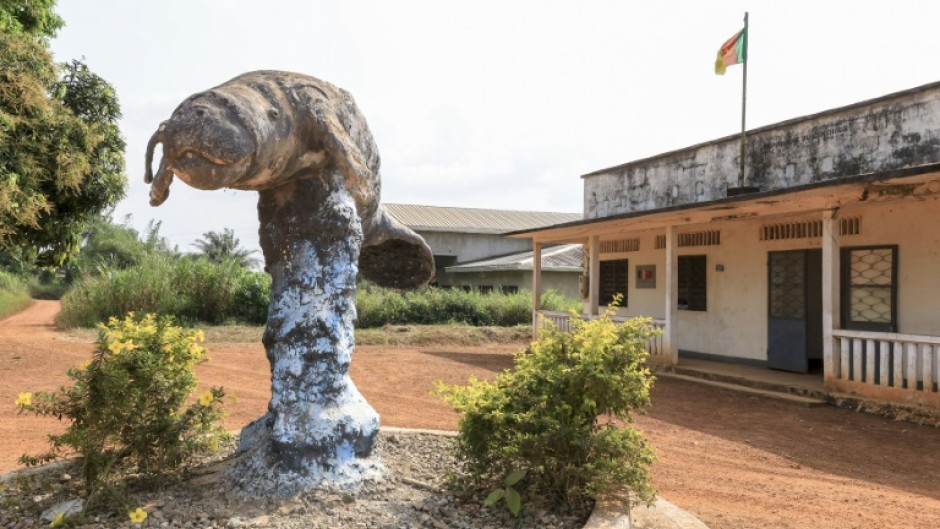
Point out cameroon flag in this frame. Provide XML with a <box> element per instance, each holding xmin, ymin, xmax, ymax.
<box><xmin>714</xmin><ymin>27</ymin><xmax>747</xmax><ymax>75</ymax></box>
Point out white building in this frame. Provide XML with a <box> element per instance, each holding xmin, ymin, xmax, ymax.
<box><xmin>385</xmin><ymin>204</ymin><xmax>581</xmax><ymax>297</ymax></box>
<box><xmin>512</xmin><ymin>81</ymin><xmax>940</xmax><ymax>409</ymax></box>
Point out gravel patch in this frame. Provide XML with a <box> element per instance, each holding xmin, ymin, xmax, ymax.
<box><xmin>0</xmin><ymin>432</ymin><xmax>590</xmax><ymax>529</ymax></box>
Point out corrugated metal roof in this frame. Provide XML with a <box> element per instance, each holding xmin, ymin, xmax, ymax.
<box><xmin>446</xmin><ymin>244</ymin><xmax>583</xmax><ymax>273</ymax></box>
<box><xmin>385</xmin><ymin>203</ymin><xmax>581</xmax><ymax>234</ymax></box>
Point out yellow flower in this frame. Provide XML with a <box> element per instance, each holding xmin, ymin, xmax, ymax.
<box><xmin>49</xmin><ymin>512</ymin><xmax>65</xmax><ymax>527</ymax></box>
<box><xmin>15</xmin><ymin>392</ymin><xmax>32</xmax><ymax>408</ymax></box>
<box><xmin>162</xmin><ymin>343</ymin><xmax>172</xmax><ymax>352</ymax></box>
<box><xmin>108</xmin><ymin>341</ymin><xmax>123</xmax><ymax>354</ymax></box>
<box><xmin>194</xmin><ymin>330</ymin><xmax>206</xmax><ymax>343</ymax></box>
<box><xmin>123</xmin><ymin>341</ymin><xmax>136</xmax><ymax>351</ymax></box>
<box><xmin>80</xmin><ymin>360</ymin><xmax>92</xmax><ymax>370</ymax></box>
<box><xmin>198</xmin><ymin>391</ymin><xmax>214</xmax><ymax>407</ymax></box>
<box><xmin>128</xmin><ymin>507</ymin><xmax>148</xmax><ymax>524</ymax></box>
<box><xmin>189</xmin><ymin>343</ymin><xmax>203</xmax><ymax>356</ymax></box>
<box><xmin>208</xmin><ymin>436</ymin><xmax>220</xmax><ymax>453</ymax></box>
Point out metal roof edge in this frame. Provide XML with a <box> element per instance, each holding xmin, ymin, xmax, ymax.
<box><xmin>446</xmin><ymin>264</ymin><xmax>582</xmax><ymax>273</ymax></box>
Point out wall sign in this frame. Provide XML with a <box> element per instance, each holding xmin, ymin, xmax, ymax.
<box><xmin>636</xmin><ymin>265</ymin><xmax>656</xmax><ymax>289</ymax></box>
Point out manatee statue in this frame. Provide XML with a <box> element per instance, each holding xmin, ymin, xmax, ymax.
<box><xmin>145</xmin><ymin>71</ymin><xmax>434</xmax><ymax>493</ymax></box>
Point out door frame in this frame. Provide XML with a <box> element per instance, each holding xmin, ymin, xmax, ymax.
<box><xmin>766</xmin><ymin>248</ymin><xmax>822</xmax><ymax>373</ymax></box>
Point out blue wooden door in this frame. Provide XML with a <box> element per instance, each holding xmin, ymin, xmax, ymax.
<box><xmin>767</xmin><ymin>250</ymin><xmax>814</xmax><ymax>372</ymax></box>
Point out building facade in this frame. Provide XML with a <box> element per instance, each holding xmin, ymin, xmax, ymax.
<box><xmin>512</xmin><ymin>81</ymin><xmax>940</xmax><ymax>409</ymax></box>
<box><xmin>385</xmin><ymin>204</ymin><xmax>581</xmax><ymax>296</ymax></box>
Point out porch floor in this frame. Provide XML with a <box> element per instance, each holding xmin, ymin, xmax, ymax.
<box><xmin>657</xmin><ymin>357</ymin><xmax>827</xmax><ymax>400</ymax></box>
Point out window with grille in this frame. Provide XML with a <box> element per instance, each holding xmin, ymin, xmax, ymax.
<box><xmin>600</xmin><ymin>238</ymin><xmax>640</xmax><ymax>253</ymax></box>
<box><xmin>655</xmin><ymin>231</ymin><xmax>721</xmax><ymax>249</ymax></box>
<box><xmin>679</xmin><ymin>230</ymin><xmax>720</xmax><ymax>247</ymax></box>
<box><xmin>501</xmin><ymin>285</ymin><xmax>519</xmax><ymax>295</ymax></box>
<box><xmin>678</xmin><ymin>255</ymin><xmax>707</xmax><ymax>311</ymax></box>
<box><xmin>599</xmin><ymin>259</ymin><xmax>628</xmax><ymax>307</ymax></box>
<box><xmin>760</xmin><ymin>217</ymin><xmax>862</xmax><ymax>241</ymax></box>
<box><xmin>841</xmin><ymin>246</ymin><xmax>897</xmax><ymax>331</ymax></box>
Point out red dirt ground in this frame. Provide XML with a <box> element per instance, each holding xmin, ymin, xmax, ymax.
<box><xmin>2</xmin><ymin>301</ymin><xmax>939</xmax><ymax>528</ymax></box>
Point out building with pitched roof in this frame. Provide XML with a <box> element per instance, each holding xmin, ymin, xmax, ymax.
<box><xmin>510</xmin><ymin>81</ymin><xmax>940</xmax><ymax>409</ymax></box>
<box><xmin>385</xmin><ymin>204</ymin><xmax>581</xmax><ymax>297</ymax></box>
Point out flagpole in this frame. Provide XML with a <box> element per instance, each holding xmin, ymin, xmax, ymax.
<box><xmin>739</xmin><ymin>11</ymin><xmax>748</xmax><ymax>188</ymax></box>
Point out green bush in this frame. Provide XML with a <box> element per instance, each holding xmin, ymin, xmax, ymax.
<box><xmin>0</xmin><ymin>270</ymin><xmax>31</xmax><ymax>319</ymax></box>
<box><xmin>60</xmin><ymin>266</ymin><xmax>579</xmax><ymax>329</ymax></box>
<box><xmin>15</xmin><ymin>313</ymin><xmax>227</xmax><ymax>498</ymax></box>
<box><xmin>356</xmin><ymin>285</ymin><xmax>580</xmax><ymax>328</ymax></box>
<box><xmin>27</xmin><ymin>274</ymin><xmax>68</xmax><ymax>299</ymax></box>
<box><xmin>437</xmin><ymin>306</ymin><xmax>658</xmax><ymax>509</ymax></box>
<box><xmin>58</xmin><ymin>255</ymin><xmax>271</xmax><ymax>327</ymax></box>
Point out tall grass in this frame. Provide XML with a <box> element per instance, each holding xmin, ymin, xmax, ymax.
<box><xmin>355</xmin><ymin>285</ymin><xmax>580</xmax><ymax>328</ymax></box>
<box><xmin>59</xmin><ymin>258</ymin><xmax>582</xmax><ymax>328</ymax></box>
<box><xmin>58</xmin><ymin>256</ymin><xmax>271</xmax><ymax>327</ymax></box>
<box><xmin>0</xmin><ymin>270</ymin><xmax>32</xmax><ymax>320</ymax></box>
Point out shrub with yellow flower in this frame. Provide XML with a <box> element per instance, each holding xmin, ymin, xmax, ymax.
<box><xmin>49</xmin><ymin>512</ymin><xmax>66</xmax><ymax>528</ymax></box>
<box><xmin>128</xmin><ymin>507</ymin><xmax>148</xmax><ymax>524</ymax></box>
<box><xmin>16</xmin><ymin>312</ymin><xmax>229</xmax><ymax>506</ymax></box>
<box><xmin>15</xmin><ymin>392</ymin><xmax>32</xmax><ymax>408</ymax></box>
<box><xmin>198</xmin><ymin>390</ymin><xmax>214</xmax><ymax>407</ymax></box>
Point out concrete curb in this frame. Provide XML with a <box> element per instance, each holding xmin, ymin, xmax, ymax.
<box><xmin>585</xmin><ymin>498</ymin><xmax>710</xmax><ymax>529</ymax></box>
<box><xmin>0</xmin><ymin>460</ymin><xmax>71</xmax><ymax>484</ymax></box>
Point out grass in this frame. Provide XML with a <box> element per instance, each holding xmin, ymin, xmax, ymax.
<box><xmin>0</xmin><ymin>271</ymin><xmax>32</xmax><ymax>320</ymax></box>
<box><xmin>66</xmin><ymin>322</ymin><xmax>534</xmax><ymax>347</ymax></box>
<box><xmin>58</xmin><ymin>256</ymin><xmax>582</xmax><ymax>329</ymax></box>
<box><xmin>356</xmin><ymin>285</ymin><xmax>580</xmax><ymax>328</ymax></box>
<box><xmin>57</xmin><ymin>256</ymin><xmax>269</xmax><ymax>327</ymax></box>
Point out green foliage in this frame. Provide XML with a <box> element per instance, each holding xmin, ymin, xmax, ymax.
<box><xmin>15</xmin><ymin>313</ymin><xmax>227</xmax><ymax>497</ymax></box>
<box><xmin>58</xmin><ymin>255</ymin><xmax>271</xmax><ymax>327</ymax></box>
<box><xmin>437</xmin><ymin>306</ymin><xmax>658</xmax><ymax>508</ymax></box>
<box><xmin>192</xmin><ymin>228</ymin><xmax>258</xmax><ymax>268</ymax></box>
<box><xmin>60</xmin><ymin>268</ymin><xmax>578</xmax><ymax>329</ymax></box>
<box><xmin>356</xmin><ymin>285</ymin><xmax>580</xmax><ymax>328</ymax></box>
<box><xmin>0</xmin><ymin>3</ymin><xmax>125</xmax><ymax>267</ymax></box>
<box><xmin>483</xmin><ymin>469</ymin><xmax>526</xmax><ymax>516</ymax></box>
<box><xmin>0</xmin><ymin>269</ymin><xmax>31</xmax><ymax>318</ymax></box>
<box><xmin>0</xmin><ymin>0</ymin><xmax>63</xmax><ymax>40</ymax></box>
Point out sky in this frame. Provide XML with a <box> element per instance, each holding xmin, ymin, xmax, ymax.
<box><xmin>48</xmin><ymin>0</ymin><xmax>940</xmax><ymax>256</ymax></box>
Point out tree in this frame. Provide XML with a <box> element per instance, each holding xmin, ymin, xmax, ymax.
<box><xmin>69</xmin><ymin>217</ymin><xmax>175</xmax><ymax>278</ymax></box>
<box><xmin>0</xmin><ymin>0</ymin><xmax>63</xmax><ymax>41</ymax></box>
<box><xmin>192</xmin><ymin>228</ymin><xmax>258</xmax><ymax>268</ymax></box>
<box><xmin>0</xmin><ymin>1</ymin><xmax>126</xmax><ymax>267</ymax></box>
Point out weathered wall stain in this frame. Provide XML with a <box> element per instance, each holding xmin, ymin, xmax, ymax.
<box><xmin>585</xmin><ymin>84</ymin><xmax>940</xmax><ymax>218</ymax></box>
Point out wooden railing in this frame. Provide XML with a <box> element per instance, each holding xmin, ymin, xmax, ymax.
<box><xmin>536</xmin><ymin>311</ymin><xmax>667</xmax><ymax>362</ymax></box>
<box><xmin>831</xmin><ymin>329</ymin><xmax>940</xmax><ymax>406</ymax></box>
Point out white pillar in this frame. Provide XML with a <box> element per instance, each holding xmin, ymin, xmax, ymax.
<box><xmin>664</xmin><ymin>226</ymin><xmax>679</xmax><ymax>365</ymax></box>
<box><xmin>532</xmin><ymin>241</ymin><xmax>542</xmax><ymax>339</ymax></box>
<box><xmin>588</xmin><ymin>235</ymin><xmax>600</xmax><ymax>316</ymax></box>
<box><xmin>822</xmin><ymin>210</ymin><xmax>841</xmax><ymax>385</ymax></box>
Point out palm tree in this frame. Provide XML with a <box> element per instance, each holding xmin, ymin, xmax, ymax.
<box><xmin>192</xmin><ymin>228</ymin><xmax>258</xmax><ymax>268</ymax></box>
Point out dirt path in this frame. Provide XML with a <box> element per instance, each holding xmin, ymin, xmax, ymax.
<box><xmin>2</xmin><ymin>302</ymin><xmax>939</xmax><ymax>528</ymax></box>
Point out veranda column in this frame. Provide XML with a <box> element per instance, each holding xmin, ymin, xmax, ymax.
<box><xmin>532</xmin><ymin>241</ymin><xmax>542</xmax><ymax>338</ymax></box>
<box><xmin>588</xmin><ymin>235</ymin><xmax>601</xmax><ymax>316</ymax></box>
<box><xmin>822</xmin><ymin>210</ymin><xmax>842</xmax><ymax>386</ymax></box>
<box><xmin>664</xmin><ymin>225</ymin><xmax>679</xmax><ymax>365</ymax></box>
